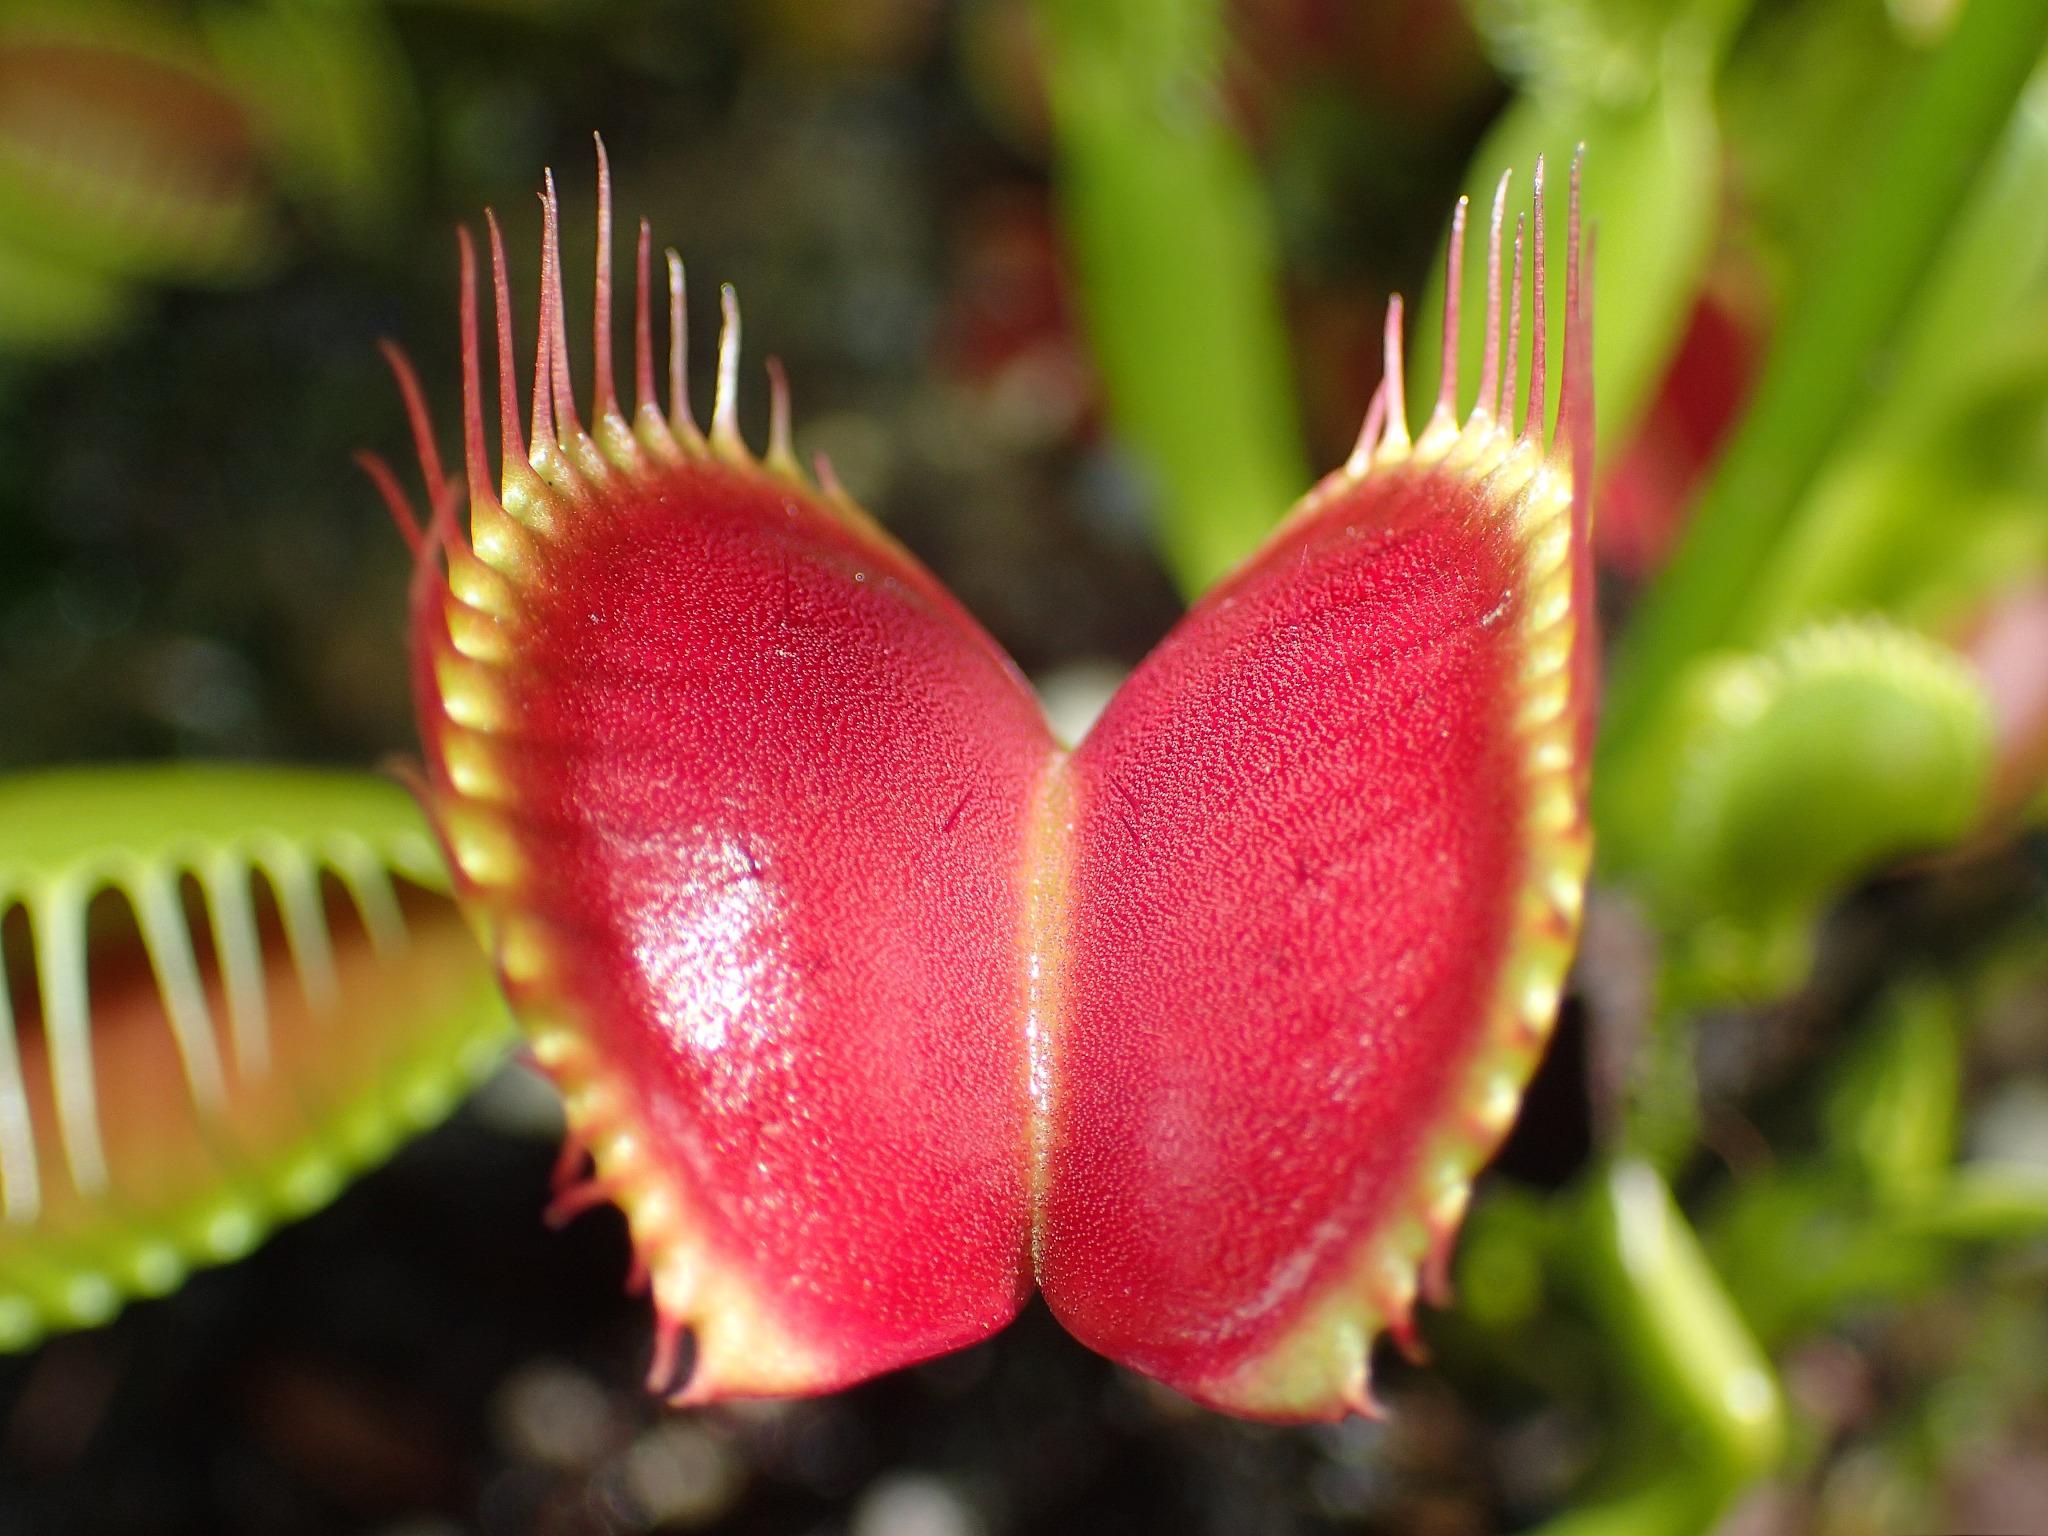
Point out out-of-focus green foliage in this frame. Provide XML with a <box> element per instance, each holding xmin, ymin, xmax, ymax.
<box><xmin>1599</xmin><ymin>0</ymin><xmax>2048</xmax><ymax>798</ymax></box>
<box><xmin>0</xmin><ymin>0</ymin><xmax>417</xmax><ymax>354</ymax></box>
<box><xmin>1033</xmin><ymin>0</ymin><xmax>1308</xmax><ymax>596</ymax></box>
<box><xmin>1633</xmin><ymin>620</ymin><xmax>1993</xmax><ymax>1000</ymax></box>
<box><xmin>1744</xmin><ymin>68</ymin><xmax>2048</xmax><ymax>640</ymax></box>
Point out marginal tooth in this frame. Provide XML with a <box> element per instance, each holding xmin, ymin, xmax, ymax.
<box><xmin>442</xmin><ymin>804</ymin><xmax>524</xmax><ymax>892</ymax></box>
<box><xmin>29</xmin><ymin>882</ymin><xmax>107</xmax><ymax>1197</ymax></box>
<box><xmin>1421</xmin><ymin>1221</ymin><xmax>1460</xmax><ymax>1309</ymax></box>
<box><xmin>1424</xmin><ymin>193</ymin><xmax>1469</xmax><ymax>446</ymax></box>
<box><xmin>496</xmin><ymin>913</ymin><xmax>554</xmax><ymax>988</ymax></box>
<box><xmin>1344</xmin><ymin>380</ymin><xmax>1389</xmax><ymax>478</ymax></box>
<box><xmin>131</xmin><ymin>865</ymin><xmax>228</xmax><ymax>1115</ymax></box>
<box><xmin>1518</xmin><ymin>674</ymin><xmax>1569</xmax><ymax>731</ymax></box>
<box><xmin>438</xmin><ymin>725</ymin><xmax>516</xmax><ymax>805</ymax></box>
<box><xmin>199</xmin><ymin>851</ymin><xmax>270</xmax><ymax>1081</ymax></box>
<box><xmin>447</xmin><ymin>545</ymin><xmax>520</xmax><ymax>619</ymax></box>
<box><xmin>1501</xmin><ymin>214</ymin><xmax>1525</xmax><ymax>430</ymax></box>
<box><xmin>1340</xmin><ymin>1354</ymin><xmax>1386</xmax><ymax>1419</ymax></box>
<box><xmin>486</xmin><ymin>209</ymin><xmax>534</xmax><ymax>497</ymax></box>
<box><xmin>1369</xmin><ymin>1251</ymin><xmax>1423</xmax><ymax>1359</ymax></box>
<box><xmin>1546</xmin><ymin>862</ymin><xmax>1587</xmax><ymax>925</ymax></box>
<box><xmin>254</xmin><ymin>840</ymin><xmax>340</xmax><ymax>1017</ymax></box>
<box><xmin>0</xmin><ymin>928</ymin><xmax>42</xmax><ymax>1224</ymax></box>
<box><xmin>495</xmin><ymin>476</ymin><xmax>563</xmax><ymax>545</ymax></box>
<box><xmin>1470</xmin><ymin>169</ymin><xmax>1511</xmax><ymax>432</ymax></box>
<box><xmin>588</xmin><ymin>137</ymin><xmax>635</xmax><ymax>462</ymax></box>
<box><xmin>646</xmin><ymin>1308</ymin><xmax>689</xmax><ymax>1395</ymax></box>
<box><xmin>434</xmin><ymin>651</ymin><xmax>508</xmax><ymax>733</ymax></box>
<box><xmin>1466</xmin><ymin>1060</ymin><xmax>1525</xmax><ymax>1138</ymax></box>
<box><xmin>1379</xmin><ymin>295</ymin><xmax>1411</xmax><ymax>458</ymax></box>
<box><xmin>327</xmin><ymin>840</ymin><xmax>409</xmax><ymax>957</ymax></box>
<box><xmin>446</xmin><ymin>602</ymin><xmax>514</xmax><ymax>667</ymax></box>
<box><xmin>546</xmin><ymin>1175</ymin><xmax>615</xmax><ymax>1227</ymax></box>
<box><xmin>710</xmin><ymin>283</ymin><xmax>746</xmax><ymax>460</ymax></box>
<box><xmin>813</xmin><ymin>451</ymin><xmax>849</xmax><ymax>503</ymax></box>
<box><xmin>666</xmin><ymin>250</ymin><xmax>707</xmax><ymax>452</ymax></box>
<box><xmin>765</xmin><ymin>357</ymin><xmax>799</xmax><ymax>476</ymax></box>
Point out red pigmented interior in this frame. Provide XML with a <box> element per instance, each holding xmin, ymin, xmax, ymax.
<box><xmin>1039</xmin><ymin>466</ymin><xmax>1532</xmax><ymax>1397</ymax></box>
<box><xmin>484</xmin><ymin>464</ymin><xmax>1056</xmax><ymax>1387</ymax></box>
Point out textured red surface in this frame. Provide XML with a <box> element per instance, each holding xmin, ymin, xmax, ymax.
<box><xmin>1041</xmin><ymin>467</ymin><xmax>1531</xmax><ymax>1402</ymax></box>
<box><xmin>474</xmin><ymin>463</ymin><xmax>1055</xmax><ymax>1389</ymax></box>
<box><xmin>392</xmin><ymin>149</ymin><xmax>1594</xmax><ymax>1420</ymax></box>
<box><xmin>424</xmin><ymin>451</ymin><xmax>1551</xmax><ymax>1405</ymax></box>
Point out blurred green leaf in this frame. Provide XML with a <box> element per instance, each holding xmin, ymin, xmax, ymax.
<box><xmin>0</xmin><ymin>237</ymin><xmax>137</xmax><ymax>353</ymax></box>
<box><xmin>1633</xmin><ymin>620</ymin><xmax>1993</xmax><ymax>1000</ymax></box>
<box><xmin>1576</xmin><ymin>1159</ymin><xmax>1786</xmax><ymax>1478</ymax></box>
<box><xmin>1598</xmin><ymin>0</ymin><xmax>2048</xmax><ymax>831</ymax></box>
<box><xmin>1524</xmin><ymin>1469</ymin><xmax>1727</xmax><ymax>1536</ymax></box>
<box><xmin>1034</xmin><ymin>0</ymin><xmax>1308</xmax><ymax>597</ymax></box>
<box><xmin>1901</xmin><ymin>1163</ymin><xmax>2048</xmax><ymax>1241</ymax></box>
<box><xmin>202</xmin><ymin>0</ymin><xmax>420</xmax><ymax>244</ymax></box>
<box><xmin>1743</xmin><ymin>67</ymin><xmax>2048</xmax><ymax>639</ymax></box>
<box><xmin>1707</xmin><ymin>1166</ymin><xmax>1947</xmax><ymax>1347</ymax></box>
<box><xmin>1825</xmin><ymin>979</ymin><xmax>1962</xmax><ymax>1203</ymax></box>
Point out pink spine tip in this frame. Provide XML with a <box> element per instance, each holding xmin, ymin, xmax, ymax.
<box><xmin>541</xmin><ymin>170</ymin><xmax>582</xmax><ymax>443</ymax></box>
<box><xmin>712</xmin><ymin>282</ymin><xmax>743</xmax><ymax>452</ymax></box>
<box><xmin>814</xmin><ymin>451</ymin><xmax>847</xmax><ymax>499</ymax></box>
<box><xmin>592</xmin><ymin>134</ymin><xmax>619</xmax><ymax>422</ymax></box>
<box><xmin>765</xmin><ymin>356</ymin><xmax>795</xmax><ymax>469</ymax></box>
<box><xmin>1434</xmin><ymin>195</ymin><xmax>1467</xmax><ymax>425</ymax></box>
<box><xmin>1501</xmin><ymin>214</ymin><xmax>1525</xmax><ymax>433</ymax></box>
<box><xmin>485</xmin><ymin>210</ymin><xmax>526</xmax><ymax>483</ymax></box>
<box><xmin>355</xmin><ymin>450</ymin><xmax>424</xmax><ymax>557</ymax></box>
<box><xmin>1348</xmin><ymin>377</ymin><xmax>1388</xmax><ymax>471</ymax></box>
<box><xmin>633</xmin><ymin>218</ymin><xmax>656</xmax><ymax>418</ymax></box>
<box><xmin>377</xmin><ymin>339</ymin><xmax>447</xmax><ymax>513</ymax></box>
<box><xmin>667</xmin><ymin>249</ymin><xmax>702</xmax><ymax>444</ymax></box>
<box><xmin>1381</xmin><ymin>294</ymin><xmax>1409</xmax><ymax>451</ymax></box>
<box><xmin>456</xmin><ymin>226</ymin><xmax>491</xmax><ymax>512</ymax></box>
<box><xmin>1475</xmin><ymin>170</ymin><xmax>1510</xmax><ymax>426</ymax></box>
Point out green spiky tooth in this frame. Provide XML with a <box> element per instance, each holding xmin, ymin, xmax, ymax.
<box><xmin>0</xmin><ymin>765</ymin><xmax>512</xmax><ymax>1350</ymax></box>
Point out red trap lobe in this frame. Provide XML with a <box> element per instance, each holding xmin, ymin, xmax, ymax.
<box><xmin>370</xmin><ymin>146</ymin><xmax>1595</xmax><ymax>1420</ymax></box>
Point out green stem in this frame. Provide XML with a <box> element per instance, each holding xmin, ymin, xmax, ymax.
<box><xmin>1577</xmin><ymin>1160</ymin><xmax>1786</xmax><ymax>1481</ymax></box>
<box><xmin>1034</xmin><ymin>0</ymin><xmax>1308</xmax><ymax>598</ymax></box>
<box><xmin>1595</xmin><ymin>0</ymin><xmax>2048</xmax><ymax>837</ymax></box>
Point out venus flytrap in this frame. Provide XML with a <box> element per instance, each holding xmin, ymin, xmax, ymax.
<box><xmin>364</xmin><ymin>145</ymin><xmax>1596</xmax><ymax>1419</ymax></box>
<box><xmin>0</xmin><ymin>766</ymin><xmax>508</xmax><ymax>1349</ymax></box>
